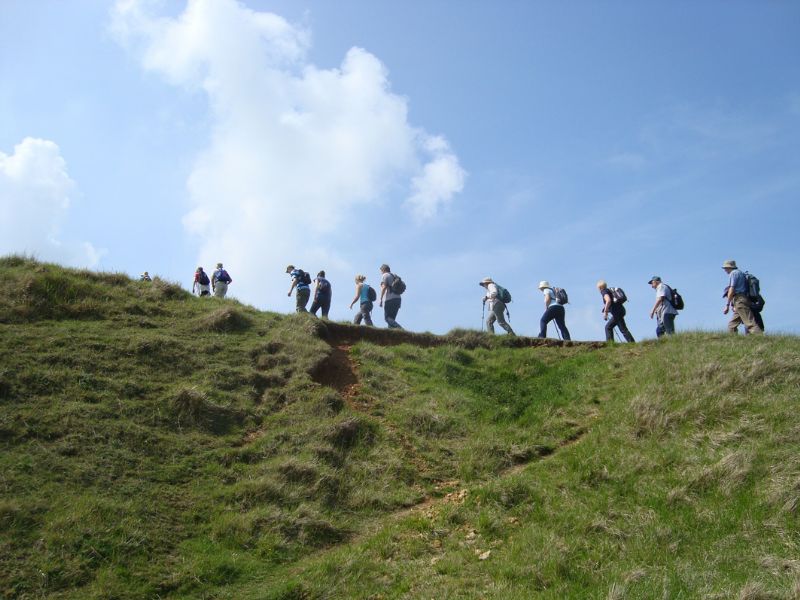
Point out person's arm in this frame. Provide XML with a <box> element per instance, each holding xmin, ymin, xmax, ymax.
<box><xmin>650</xmin><ymin>296</ymin><xmax>663</xmax><ymax>319</ymax></box>
<box><xmin>602</xmin><ymin>292</ymin><xmax>612</xmax><ymax>319</ymax></box>
<box><xmin>313</xmin><ymin>279</ymin><xmax>319</xmax><ymax>300</ymax></box>
<box><xmin>379</xmin><ymin>275</ymin><xmax>387</xmax><ymax>306</ymax></box>
<box><xmin>349</xmin><ymin>283</ymin><xmax>362</xmax><ymax>309</ymax></box>
<box><xmin>544</xmin><ymin>290</ymin><xmax>551</xmax><ymax>309</ymax></box>
<box><xmin>287</xmin><ymin>277</ymin><xmax>297</xmax><ymax>297</ymax></box>
<box><xmin>724</xmin><ymin>278</ymin><xmax>735</xmax><ymax>314</ymax></box>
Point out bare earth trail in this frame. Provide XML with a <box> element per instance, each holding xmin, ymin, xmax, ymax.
<box><xmin>294</xmin><ymin>327</ymin><xmax>601</xmax><ymax>568</ymax></box>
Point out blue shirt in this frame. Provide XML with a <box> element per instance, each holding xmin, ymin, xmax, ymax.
<box><xmin>359</xmin><ymin>283</ymin><xmax>371</xmax><ymax>304</ymax></box>
<box><xmin>290</xmin><ymin>269</ymin><xmax>310</xmax><ymax>290</ymax></box>
<box><xmin>729</xmin><ymin>269</ymin><xmax>748</xmax><ymax>295</ymax></box>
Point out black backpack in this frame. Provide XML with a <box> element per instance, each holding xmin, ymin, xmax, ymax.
<box><xmin>745</xmin><ymin>272</ymin><xmax>760</xmax><ymax>299</ymax></box>
<box><xmin>197</xmin><ymin>271</ymin><xmax>210</xmax><ymax>285</ymax></box>
<box><xmin>610</xmin><ymin>287</ymin><xmax>627</xmax><ymax>304</ymax></box>
<box><xmin>390</xmin><ymin>274</ymin><xmax>406</xmax><ymax>295</ymax></box>
<box><xmin>296</xmin><ymin>270</ymin><xmax>312</xmax><ymax>285</ymax></box>
<box><xmin>366</xmin><ymin>285</ymin><xmax>377</xmax><ymax>302</ymax></box>
<box><xmin>669</xmin><ymin>286</ymin><xmax>684</xmax><ymax>311</ymax></box>
<box><xmin>554</xmin><ymin>287</ymin><xmax>569</xmax><ymax>304</ymax></box>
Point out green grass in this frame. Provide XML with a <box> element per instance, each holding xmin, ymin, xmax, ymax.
<box><xmin>1</xmin><ymin>256</ymin><xmax>799</xmax><ymax>599</ymax></box>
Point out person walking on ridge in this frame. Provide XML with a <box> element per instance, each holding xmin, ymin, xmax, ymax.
<box><xmin>212</xmin><ymin>263</ymin><xmax>232</xmax><ymax>298</ymax></box>
<box><xmin>286</xmin><ymin>265</ymin><xmax>311</xmax><ymax>313</ymax></box>
<box><xmin>537</xmin><ymin>281</ymin><xmax>570</xmax><ymax>340</ymax></box>
<box><xmin>597</xmin><ymin>280</ymin><xmax>634</xmax><ymax>342</ymax></box>
<box><xmin>140</xmin><ymin>271</ymin><xmax>152</xmax><ymax>282</ymax></box>
<box><xmin>722</xmin><ymin>260</ymin><xmax>762</xmax><ymax>334</ymax></box>
<box><xmin>193</xmin><ymin>266</ymin><xmax>211</xmax><ymax>297</ymax></box>
<box><xmin>349</xmin><ymin>275</ymin><xmax>374</xmax><ymax>326</ymax></box>
<box><xmin>648</xmin><ymin>275</ymin><xmax>677</xmax><ymax>337</ymax></box>
<box><xmin>310</xmin><ymin>270</ymin><xmax>332</xmax><ymax>319</ymax></box>
<box><xmin>479</xmin><ymin>277</ymin><xmax>515</xmax><ymax>335</ymax></box>
<box><xmin>379</xmin><ymin>264</ymin><xmax>403</xmax><ymax>329</ymax></box>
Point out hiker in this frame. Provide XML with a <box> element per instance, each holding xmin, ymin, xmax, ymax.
<box><xmin>286</xmin><ymin>265</ymin><xmax>311</xmax><ymax>313</ymax></box>
<box><xmin>310</xmin><ymin>270</ymin><xmax>332</xmax><ymax>319</ymax></box>
<box><xmin>193</xmin><ymin>267</ymin><xmax>211</xmax><ymax>297</ymax></box>
<box><xmin>648</xmin><ymin>275</ymin><xmax>677</xmax><ymax>337</ymax></box>
<box><xmin>212</xmin><ymin>263</ymin><xmax>232</xmax><ymax>298</ymax></box>
<box><xmin>140</xmin><ymin>271</ymin><xmax>151</xmax><ymax>282</ymax></box>
<box><xmin>379</xmin><ymin>264</ymin><xmax>403</xmax><ymax>329</ymax></box>
<box><xmin>723</xmin><ymin>286</ymin><xmax>765</xmax><ymax>333</ymax></box>
<box><xmin>349</xmin><ymin>275</ymin><xmax>374</xmax><ymax>326</ymax></box>
<box><xmin>479</xmin><ymin>277</ymin><xmax>515</xmax><ymax>335</ymax></box>
<box><xmin>537</xmin><ymin>281</ymin><xmax>570</xmax><ymax>340</ymax></box>
<box><xmin>597</xmin><ymin>280</ymin><xmax>635</xmax><ymax>343</ymax></box>
<box><xmin>722</xmin><ymin>260</ymin><xmax>762</xmax><ymax>334</ymax></box>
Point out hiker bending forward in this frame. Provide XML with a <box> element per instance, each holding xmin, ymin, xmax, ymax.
<box><xmin>722</xmin><ymin>260</ymin><xmax>762</xmax><ymax>334</ymax></box>
<box><xmin>480</xmin><ymin>277</ymin><xmax>514</xmax><ymax>335</ymax></box>
<box><xmin>537</xmin><ymin>281</ymin><xmax>570</xmax><ymax>340</ymax></box>
<box><xmin>349</xmin><ymin>275</ymin><xmax>373</xmax><ymax>326</ymax></box>
<box><xmin>597</xmin><ymin>280</ymin><xmax>634</xmax><ymax>343</ymax></box>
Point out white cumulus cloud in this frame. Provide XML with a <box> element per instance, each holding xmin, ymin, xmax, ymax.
<box><xmin>0</xmin><ymin>137</ymin><xmax>101</xmax><ymax>267</ymax></box>
<box><xmin>111</xmin><ymin>0</ymin><xmax>465</xmax><ymax>308</ymax></box>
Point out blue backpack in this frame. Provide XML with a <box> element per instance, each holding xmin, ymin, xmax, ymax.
<box><xmin>215</xmin><ymin>269</ymin><xmax>231</xmax><ymax>283</ymax></box>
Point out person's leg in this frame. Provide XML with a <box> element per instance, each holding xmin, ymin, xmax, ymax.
<box><xmin>538</xmin><ymin>307</ymin><xmax>554</xmax><ymax>338</ymax></box>
<box><xmin>296</xmin><ymin>288</ymin><xmax>310</xmax><ymax>313</ymax></box>
<box><xmin>554</xmin><ymin>306</ymin><xmax>570</xmax><ymax>340</ymax></box>
<box><xmin>616</xmin><ymin>315</ymin><xmax>635</xmax><ymax>342</ymax></box>
<box><xmin>604</xmin><ymin>316</ymin><xmax>616</xmax><ymax>342</ymax></box>
<box><xmin>733</xmin><ymin>295</ymin><xmax>762</xmax><ymax>334</ymax></box>
<box><xmin>353</xmin><ymin>308</ymin><xmax>363</xmax><ymax>325</ymax></box>
<box><xmin>656</xmin><ymin>318</ymin><xmax>665</xmax><ymax>338</ymax></box>
<box><xmin>754</xmin><ymin>309</ymin><xmax>764</xmax><ymax>331</ymax></box>
<box><xmin>663</xmin><ymin>313</ymin><xmax>676</xmax><ymax>335</ymax></box>
<box><xmin>214</xmin><ymin>282</ymin><xmax>228</xmax><ymax>298</ymax></box>
<box><xmin>309</xmin><ymin>298</ymin><xmax>321</xmax><ymax>316</ymax></box>
<box><xmin>728</xmin><ymin>312</ymin><xmax>743</xmax><ymax>334</ymax></box>
<box><xmin>363</xmin><ymin>302</ymin><xmax>374</xmax><ymax>326</ymax></box>
<box><xmin>384</xmin><ymin>298</ymin><xmax>402</xmax><ymax>328</ymax></box>
<box><xmin>486</xmin><ymin>309</ymin><xmax>497</xmax><ymax>334</ymax></box>
<box><xmin>321</xmin><ymin>296</ymin><xmax>331</xmax><ymax>319</ymax></box>
<box><xmin>493</xmin><ymin>302</ymin><xmax>514</xmax><ymax>335</ymax></box>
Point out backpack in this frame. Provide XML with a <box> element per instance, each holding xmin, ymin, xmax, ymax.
<box><xmin>495</xmin><ymin>284</ymin><xmax>512</xmax><ymax>304</ymax></box>
<box><xmin>610</xmin><ymin>287</ymin><xmax>627</xmax><ymax>304</ymax></box>
<box><xmin>668</xmin><ymin>286</ymin><xmax>684</xmax><ymax>311</ymax></box>
<box><xmin>197</xmin><ymin>271</ymin><xmax>210</xmax><ymax>285</ymax></box>
<box><xmin>296</xmin><ymin>270</ymin><xmax>312</xmax><ymax>286</ymax></box>
<box><xmin>390</xmin><ymin>274</ymin><xmax>406</xmax><ymax>295</ymax></box>
<box><xmin>366</xmin><ymin>285</ymin><xmax>377</xmax><ymax>302</ymax></box>
<box><xmin>215</xmin><ymin>269</ymin><xmax>231</xmax><ymax>283</ymax></box>
<box><xmin>554</xmin><ymin>287</ymin><xmax>569</xmax><ymax>304</ymax></box>
<box><xmin>744</xmin><ymin>272</ymin><xmax>760</xmax><ymax>299</ymax></box>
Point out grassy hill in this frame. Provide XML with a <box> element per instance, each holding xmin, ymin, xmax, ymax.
<box><xmin>1</xmin><ymin>256</ymin><xmax>799</xmax><ymax>599</ymax></box>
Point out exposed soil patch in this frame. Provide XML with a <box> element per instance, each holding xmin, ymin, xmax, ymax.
<box><xmin>310</xmin><ymin>345</ymin><xmax>358</xmax><ymax>395</ymax></box>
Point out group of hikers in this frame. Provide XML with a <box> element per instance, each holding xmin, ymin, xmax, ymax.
<box><xmin>143</xmin><ymin>258</ymin><xmax>764</xmax><ymax>341</ymax></box>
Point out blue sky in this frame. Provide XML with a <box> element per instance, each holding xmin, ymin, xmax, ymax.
<box><xmin>1</xmin><ymin>0</ymin><xmax>798</xmax><ymax>339</ymax></box>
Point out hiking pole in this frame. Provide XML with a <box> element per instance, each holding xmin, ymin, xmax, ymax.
<box><xmin>614</xmin><ymin>329</ymin><xmax>623</xmax><ymax>343</ymax></box>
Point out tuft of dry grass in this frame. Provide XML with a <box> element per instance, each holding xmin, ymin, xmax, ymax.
<box><xmin>199</xmin><ymin>306</ymin><xmax>253</xmax><ymax>332</ymax></box>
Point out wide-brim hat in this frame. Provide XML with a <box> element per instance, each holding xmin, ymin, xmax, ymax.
<box><xmin>722</xmin><ymin>260</ymin><xmax>737</xmax><ymax>269</ymax></box>
<box><xmin>647</xmin><ymin>275</ymin><xmax>661</xmax><ymax>284</ymax></box>
<box><xmin>538</xmin><ymin>280</ymin><xmax>550</xmax><ymax>290</ymax></box>
<box><xmin>479</xmin><ymin>277</ymin><xmax>493</xmax><ymax>286</ymax></box>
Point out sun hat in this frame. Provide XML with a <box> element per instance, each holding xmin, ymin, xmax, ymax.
<box><xmin>479</xmin><ymin>277</ymin><xmax>494</xmax><ymax>286</ymax></box>
<box><xmin>722</xmin><ymin>260</ymin><xmax>737</xmax><ymax>269</ymax></box>
<box><xmin>538</xmin><ymin>280</ymin><xmax>550</xmax><ymax>290</ymax></box>
<box><xmin>647</xmin><ymin>275</ymin><xmax>661</xmax><ymax>284</ymax></box>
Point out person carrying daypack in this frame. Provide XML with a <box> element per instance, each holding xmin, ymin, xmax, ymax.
<box><xmin>140</xmin><ymin>271</ymin><xmax>152</xmax><ymax>282</ymax></box>
<box><xmin>722</xmin><ymin>260</ymin><xmax>762</xmax><ymax>335</ymax></box>
<box><xmin>193</xmin><ymin>266</ymin><xmax>211</xmax><ymax>297</ymax></box>
<box><xmin>537</xmin><ymin>280</ymin><xmax>571</xmax><ymax>340</ymax></box>
<box><xmin>379</xmin><ymin>263</ymin><xmax>404</xmax><ymax>329</ymax></box>
<box><xmin>648</xmin><ymin>275</ymin><xmax>678</xmax><ymax>337</ymax></box>
<box><xmin>212</xmin><ymin>263</ymin><xmax>232</xmax><ymax>298</ymax></box>
<box><xmin>286</xmin><ymin>264</ymin><xmax>311</xmax><ymax>313</ymax></box>
<box><xmin>597</xmin><ymin>280</ymin><xmax>634</xmax><ymax>343</ymax></box>
<box><xmin>310</xmin><ymin>270</ymin><xmax>332</xmax><ymax>319</ymax></box>
<box><xmin>349</xmin><ymin>274</ymin><xmax>374</xmax><ymax>326</ymax></box>
<box><xmin>479</xmin><ymin>277</ymin><xmax>515</xmax><ymax>335</ymax></box>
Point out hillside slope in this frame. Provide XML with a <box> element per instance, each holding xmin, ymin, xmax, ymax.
<box><xmin>1</xmin><ymin>257</ymin><xmax>798</xmax><ymax>599</ymax></box>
